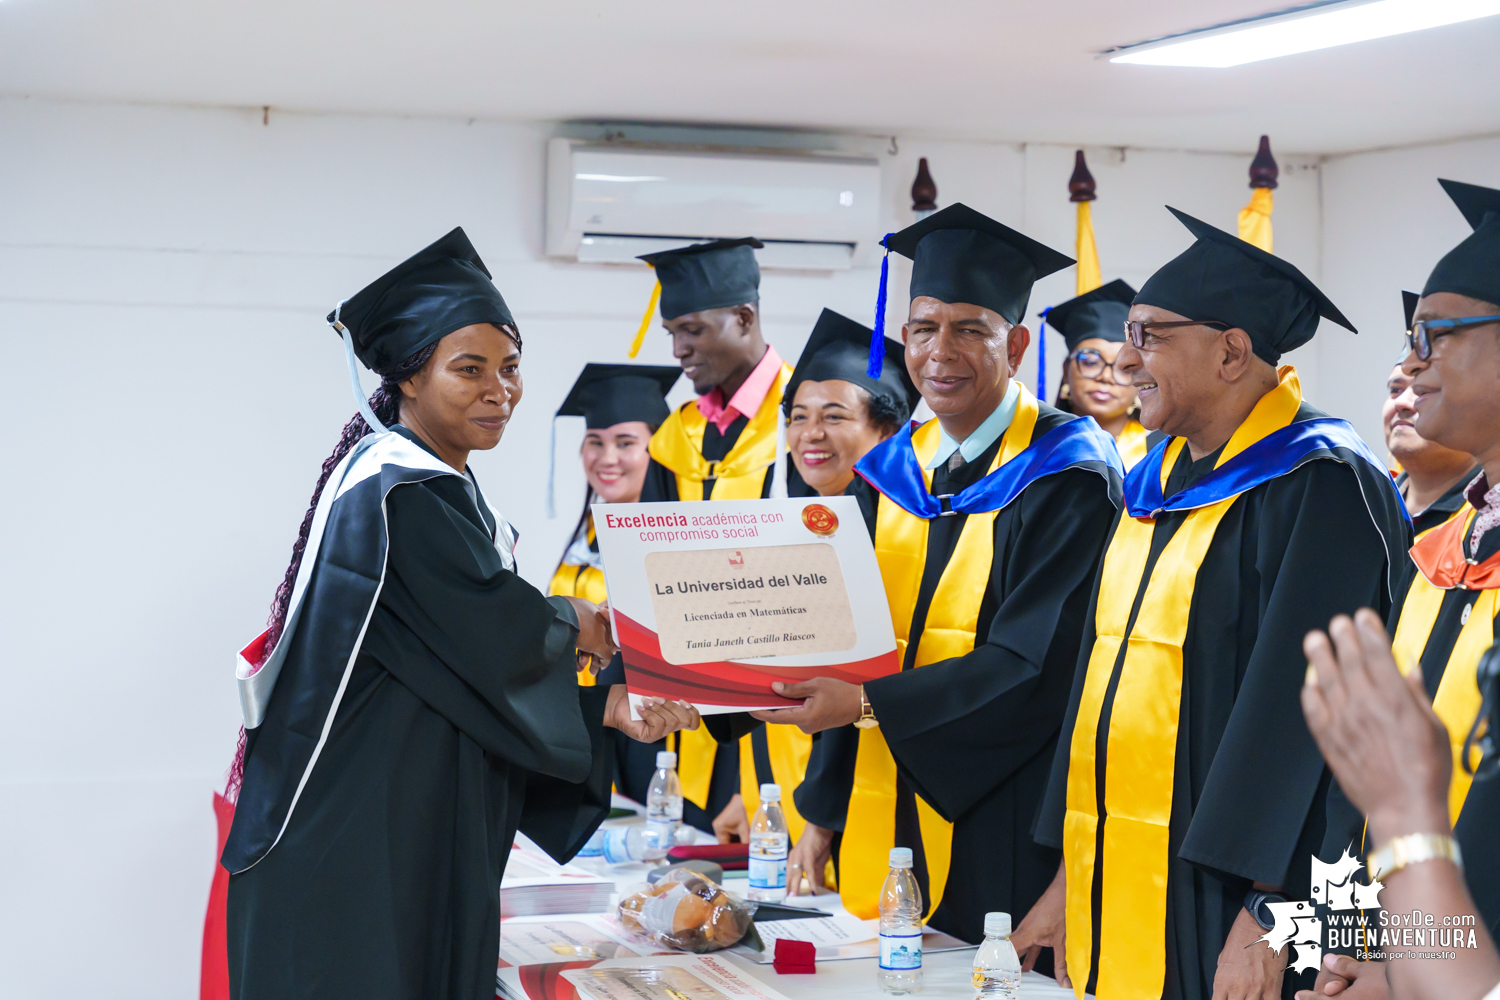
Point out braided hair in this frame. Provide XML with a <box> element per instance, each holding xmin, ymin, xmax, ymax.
<box><xmin>226</xmin><ymin>324</ymin><xmax>521</xmax><ymax>801</ymax></box>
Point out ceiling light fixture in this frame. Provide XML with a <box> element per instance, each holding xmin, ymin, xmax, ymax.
<box><xmin>1106</xmin><ymin>0</ymin><xmax>1500</xmax><ymax>67</ymax></box>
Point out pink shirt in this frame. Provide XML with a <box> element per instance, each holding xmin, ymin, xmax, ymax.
<box><xmin>695</xmin><ymin>346</ymin><xmax>784</xmax><ymax>435</ymax></box>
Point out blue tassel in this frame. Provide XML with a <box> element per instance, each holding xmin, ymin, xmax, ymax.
<box><xmin>867</xmin><ymin>234</ymin><xmax>893</xmax><ymax>378</ymax></box>
<box><xmin>1036</xmin><ymin>309</ymin><xmax>1049</xmax><ymax>400</ymax></box>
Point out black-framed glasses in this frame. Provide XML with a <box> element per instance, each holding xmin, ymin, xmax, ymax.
<box><xmin>1123</xmin><ymin>318</ymin><xmax>1230</xmax><ymax>348</ymax></box>
<box><xmin>1405</xmin><ymin>315</ymin><xmax>1500</xmax><ymax>361</ymax></box>
<box><xmin>1069</xmin><ymin>348</ymin><xmax>1132</xmax><ymax>386</ymax></box>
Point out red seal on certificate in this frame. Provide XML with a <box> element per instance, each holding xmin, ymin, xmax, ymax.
<box><xmin>801</xmin><ymin>503</ymin><xmax>838</xmax><ymax>536</ymax></box>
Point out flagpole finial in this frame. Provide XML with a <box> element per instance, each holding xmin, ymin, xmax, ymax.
<box><xmin>1069</xmin><ymin>150</ymin><xmax>1097</xmax><ymax>203</ymax></box>
<box><xmin>911</xmin><ymin>158</ymin><xmax>938</xmax><ymax>219</ymax></box>
<box><xmin>1250</xmin><ymin>135</ymin><xmax>1279</xmax><ymax>190</ymax></box>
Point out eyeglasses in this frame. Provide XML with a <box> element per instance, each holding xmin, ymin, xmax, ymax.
<box><xmin>1069</xmin><ymin>348</ymin><xmax>1132</xmax><ymax>386</ymax></box>
<box><xmin>1404</xmin><ymin>315</ymin><xmax>1500</xmax><ymax>361</ymax></box>
<box><xmin>1123</xmin><ymin>318</ymin><xmax>1230</xmax><ymax>348</ymax></box>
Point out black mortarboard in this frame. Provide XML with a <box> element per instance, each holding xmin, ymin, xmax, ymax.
<box><xmin>1403</xmin><ymin>290</ymin><xmax>1420</xmax><ymax>331</ymax></box>
<box><xmin>784</xmin><ymin>309</ymin><xmax>918</xmax><ymax>422</ymax></box>
<box><xmin>637</xmin><ymin>238</ymin><xmax>764</xmax><ymax>320</ymax></box>
<box><xmin>329</xmin><ymin>227</ymin><xmax>515</xmax><ymax>373</ymax></box>
<box><xmin>1135</xmin><ymin>207</ymin><xmax>1355</xmax><ymax>365</ymax></box>
<box><xmin>1422</xmin><ymin>179</ymin><xmax>1500</xmax><ymax>308</ymax></box>
<box><xmin>1043</xmin><ymin>279</ymin><xmax>1138</xmax><ymax>351</ymax></box>
<box><xmin>885</xmin><ymin>203</ymin><xmax>1075</xmax><ymax>326</ymax></box>
<box><xmin>556</xmin><ymin>363</ymin><xmax>679</xmax><ymax>429</ymax></box>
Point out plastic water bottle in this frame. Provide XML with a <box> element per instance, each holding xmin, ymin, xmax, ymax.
<box><xmin>747</xmin><ymin>783</ymin><xmax>789</xmax><ymax>902</ymax></box>
<box><xmin>643</xmin><ymin>750</ymin><xmax>682</xmax><ymax>860</ymax></box>
<box><xmin>576</xmin><ymin>827</ymin><xmax>606</xmax><ymax>858</ymax></box>
<box><xmin>972</xmin><ymin>912</ymin><xmax>1021</xmax><ymax>999</ymax></box>
<box><xmin>878</xmin><ymin>847</ymin><xmax>924</xmax><ymax>994</ymax></box>
<box><xmin>599</xmin><ymin>826</ymin><xmax>653</xmax><ymax>864</ymax></box>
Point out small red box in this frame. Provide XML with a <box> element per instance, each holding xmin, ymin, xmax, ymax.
<box><xmin>773</xmin><ymin>938</ymin><xmax>816</xmax><ymax>974</ymax></box>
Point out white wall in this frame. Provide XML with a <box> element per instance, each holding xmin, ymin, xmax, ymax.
<box><xmin>1318</xmin><ymin>135</ymin><xmax>1500</xmax><ymax>449</ymax></box>
<box><xmin>0</xmin><ymin>95</ymin><xmax>1376</xmax><ymax>998</ymax></box>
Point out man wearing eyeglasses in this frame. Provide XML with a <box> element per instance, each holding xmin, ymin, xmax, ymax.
<box><xmin>1303</xmin><ymin>179</ymin><xmax>1500</xmax><ymax>1000</ymax></box>
<box><xmin>1015</xmin><ymin>207</ymin><xmax>1409</xmax><ymax>1000</ymax></box>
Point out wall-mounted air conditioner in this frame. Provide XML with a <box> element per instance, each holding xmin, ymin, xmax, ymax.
<box><xmin>545</xmin><ymin>138</ymin><xmax>881</xmax><ymax>271</ymax></box>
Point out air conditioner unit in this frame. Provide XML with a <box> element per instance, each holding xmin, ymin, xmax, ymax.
<box><xmin>545</xmin><ymin>138</ymin><xmax>881</xmax><ymax>271</ymax></box>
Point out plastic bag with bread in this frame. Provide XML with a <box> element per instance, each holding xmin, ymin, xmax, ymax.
<box><xmin>617</xmin><ymin>869</ymin><xmax>757</xmax><ymax>952</ymax></box>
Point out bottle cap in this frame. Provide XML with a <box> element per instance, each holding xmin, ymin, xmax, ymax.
<box><xmin>888</xmin><ymin>847</ymin><xmax>913</xmax><ymax>869</ymax></box>
<box><xmin>656</xmin><ymin>750</ymin><xmax>677</xmax><ymax>768</ymax></box>
<box><xmin>984</xmin><ymin>912</ymin><xmax>1011</xmax><ymax>938</ymax></box>
<box><xmin>760</xmin><ymin>783</ymin><xmax>781</xmax><ymax>802</ymax></box>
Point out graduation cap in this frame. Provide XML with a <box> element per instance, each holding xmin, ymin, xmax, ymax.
<box><xmin>1042</xmin><ymin>279</ymin><xmax>1138</xmax><ymax>352</ymax></box>
<box><xmin>547</xmin><ymin>363</ymin><xmax>680</xmax><ymax>517</ymax></box>
<box><xmin>327</xmin><ymin>227</ymin><xmax>515</xmax><ymax>432</ymax></box>
<box><xmin>556</xmin><ymin>363</ymin><xmax>679</xmax><ymax>429</ymax></box>
<box><xmin>1422</xmin><ymin>179</ymin><xmax>1500</xmax><ymax>308</ymax></box>
<box><xmin>1134</xmin><ymin>207</ymin><xmax>1355</xmax><ymax>365</ymax></box>
<box><xmin>637</xmin><ymin>238</ymin><xmax>764</xmax><ymax>321</ymax></box>
<box><xmin>329</xmin><ymin>227</ymin><xmax>514</xmax><ymax>374</ymax></box>
<box><xmin>868</xmin><ymin>203</ymin><xmax>1074</xmax><ymax>376</ymax></box>
<box><xmin>783</xmin><ymin>309</ymin><xmax>919</xmax><ymax>422</ymax></box>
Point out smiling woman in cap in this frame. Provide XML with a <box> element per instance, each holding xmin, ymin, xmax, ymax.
<box><xmin>548</xmin><ymin>362</ymin><xmax>679</xmax><ymax>684</ymax></box>
<box><xmin>220</xmin><ymin>228</ymin><xmax>698</xmax><ymax>1000</ymax></box>
<box><xmin>1043</xmin><ymin>279</ymin><xmax>1153</xmax><ymax>468</ymax></box>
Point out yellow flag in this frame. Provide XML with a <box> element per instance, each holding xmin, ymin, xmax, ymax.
<box><xmin>1075</xmin><ymin>201</ymin><xmax>1101</xmax><ymax>296</ymax></box>
<box><xmin>1238</xmin><ymin>187</ymin><xmax>1274</xmax><ymax>253</ymax></box>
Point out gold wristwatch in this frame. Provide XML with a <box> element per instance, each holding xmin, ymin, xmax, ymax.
<box><xmin>1368</xmin><ymin>832</ymin><xmax>1463</xmax><ymax>881</ymax></box>
<box><xmin>854</xmin><ymin>686</ymin><xmax>879</xmax><ymax>729</ymax></box>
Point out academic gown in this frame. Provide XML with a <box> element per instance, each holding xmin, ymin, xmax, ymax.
<box><xmin>1398</xmin><ymin>468</ymin><xmax>1478</xmax><ymax>537</ymax></box>
<box><xmin>1036</xmin><ymin>402</ymin><xmax>1410</xmax><ymax>1000</ymax></box>
<box><xmin>1319</xmin><ymin>515</ymin><xmax>1500</xmax><ymax>939</ymax></box>
<box><xmin>226</xmin><ymin>429</ymin><xmax>614</xmax><ymax>1000</ymax></box>
<box><xmin>790</xmin><ymin>404</ymin><xmax>1121</xmax><ymax>944</ymax></box>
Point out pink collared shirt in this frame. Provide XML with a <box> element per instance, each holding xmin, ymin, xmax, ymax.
<box><xmin>695</xmin><ymin>345</ymin><xmax>784</xmax><ymax>435</ymax></box>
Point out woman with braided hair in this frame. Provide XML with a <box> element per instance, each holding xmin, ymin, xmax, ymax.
<box><xmin>221</xmin><ymin>228</ymin><xmax>699</xmax><ymax>1000</ymax></box>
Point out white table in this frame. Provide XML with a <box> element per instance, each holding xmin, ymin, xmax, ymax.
<box><xmin>548</xmin><ymin>811</ymin><xmax>1083</xmax><ymax>1000</ymax></box>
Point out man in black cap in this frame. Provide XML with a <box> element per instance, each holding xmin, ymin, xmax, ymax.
<box><xmin>601</xmin><ymin>238</ymin><xmax>791</xmax><ymax>833</ymax></box>
<box><xmin>745</xmin><ymin>204</ymin><xmax>1125</xmax><ymax>945</ymax></box>
<box><xmin>1044</xmin><ymin>279</ymin><xmax>1154</xmax><ymax>468</ymax></box>
<box><xmin>1023</xmin><ymin>209</ymin><xmax>1409</xmax><ymax>1000</ymax></box>
<box><xmin>222</xmin><ymin>228</ymin><xmax>697</xmax><ymax>1000</ymax></box>
<box><xmin>1302</xmin><ymin>180</ymin><xmax>1500</xmax><ymax>1000</ymax></box>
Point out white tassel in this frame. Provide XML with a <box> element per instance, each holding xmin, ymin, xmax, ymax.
<box><xmin>545</xmin><ymin>416</ymin><xmax>558</xmax><ymax>518</ymax></box>
<box><xmin>330</xmin><ymin>301</ymin><xmax>386</xmax><ymax>434</ymax></box>
<box><xmin>770</xmin><ymin>408</ymin><xmax>789</xmax><ymax>499</ymax></box>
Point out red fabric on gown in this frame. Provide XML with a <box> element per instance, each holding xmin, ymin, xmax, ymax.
<box><xmin>201</xmin><ymin>793</ymin><xmax>234</xmax><ymax>1000</ymax></box>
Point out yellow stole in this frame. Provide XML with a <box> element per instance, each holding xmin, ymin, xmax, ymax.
<box><xmin>1116</xmin><ymin>419</ymin><xmax>1150</xmax><ymax>471</ymax></box>
<box><xmin>1391</xmin><ymin>507</ymin><xmax>1494</xmax><ymax>826</ymax></box>
<box><xmin>740</xmin><ymin>728</ymin><xmax>814</xmax><ymax>844</ymax></box>
<box><xmin>1063</xmin><ymin>367</ymin><xmax>1302</xmax><ymax>1000</ymax></box>
<box><xmin>647</xmin><ymin>363</ymin><xmax>794</xmax><ymax>811</ymax></box>
<box><xmin>840</xmin><ymin>386</ymin><xmax>1041</xmax><ymax>921</ymax></box>
<box><xmin>648</xmin><ymin>364</ymin><xmax>793</xmax><ymax>502</ymax></box>
<box><xmin>548</xmin><ymin>516</ymin><xmax>607</xmax><ymax>687</ymax></box>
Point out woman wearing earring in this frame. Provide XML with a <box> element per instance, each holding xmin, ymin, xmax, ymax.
<box><xmin>1044</xmin><ymin>279</ymin><xmax>1151</xmax><ymax>468</ymax></box>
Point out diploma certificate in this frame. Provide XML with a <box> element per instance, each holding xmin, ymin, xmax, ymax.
<box><xmin>593</xmin><ymin>497</ymin><xmax>897</xmax><ymax>713</ymax></box>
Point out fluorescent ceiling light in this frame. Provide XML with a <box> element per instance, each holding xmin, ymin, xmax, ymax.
<box><xmin>1108</xmin><ymin>0</ymin><xmax>1500</xmax><ymax>67</ymax></box>
<box><xmin>574</xmin><ymin>173</ymin><xmax>666</xmax><ymax>182</ymax></box>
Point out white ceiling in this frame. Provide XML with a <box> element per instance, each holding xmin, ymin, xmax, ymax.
<box><xmin>1</xmin><ymin>0</ymin><xmax>1497</xmax><ymax>154</ymax></box>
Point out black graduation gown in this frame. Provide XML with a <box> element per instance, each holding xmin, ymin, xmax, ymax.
<box><xmin>1399</xmin><ymin>467</ymin><xmax>1478</xmax><ymax>537</ymax></box>
<box><xmin>1036</xmin><ymin>404</ymin><xmax>1410</xmax><ymax>1000</ymax></box>
<box><xmin>609</xmin><ymin>416</ymin><xmax>808</xmax><ymax>831</ymax></box>
<box><xmin>1319</xmin><ymin>516</ymin><xmax>1500</xmax><ymax>940</ymax></box>
<box><xmin>227</xmin><ymin>449</ymin><xmax>614</xmax><ymax>1000</ymax></box>
<box><xmin>791</xmin><ymin>404</ymin><xmax>1121</xmax><ymax>944</ymax></box>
